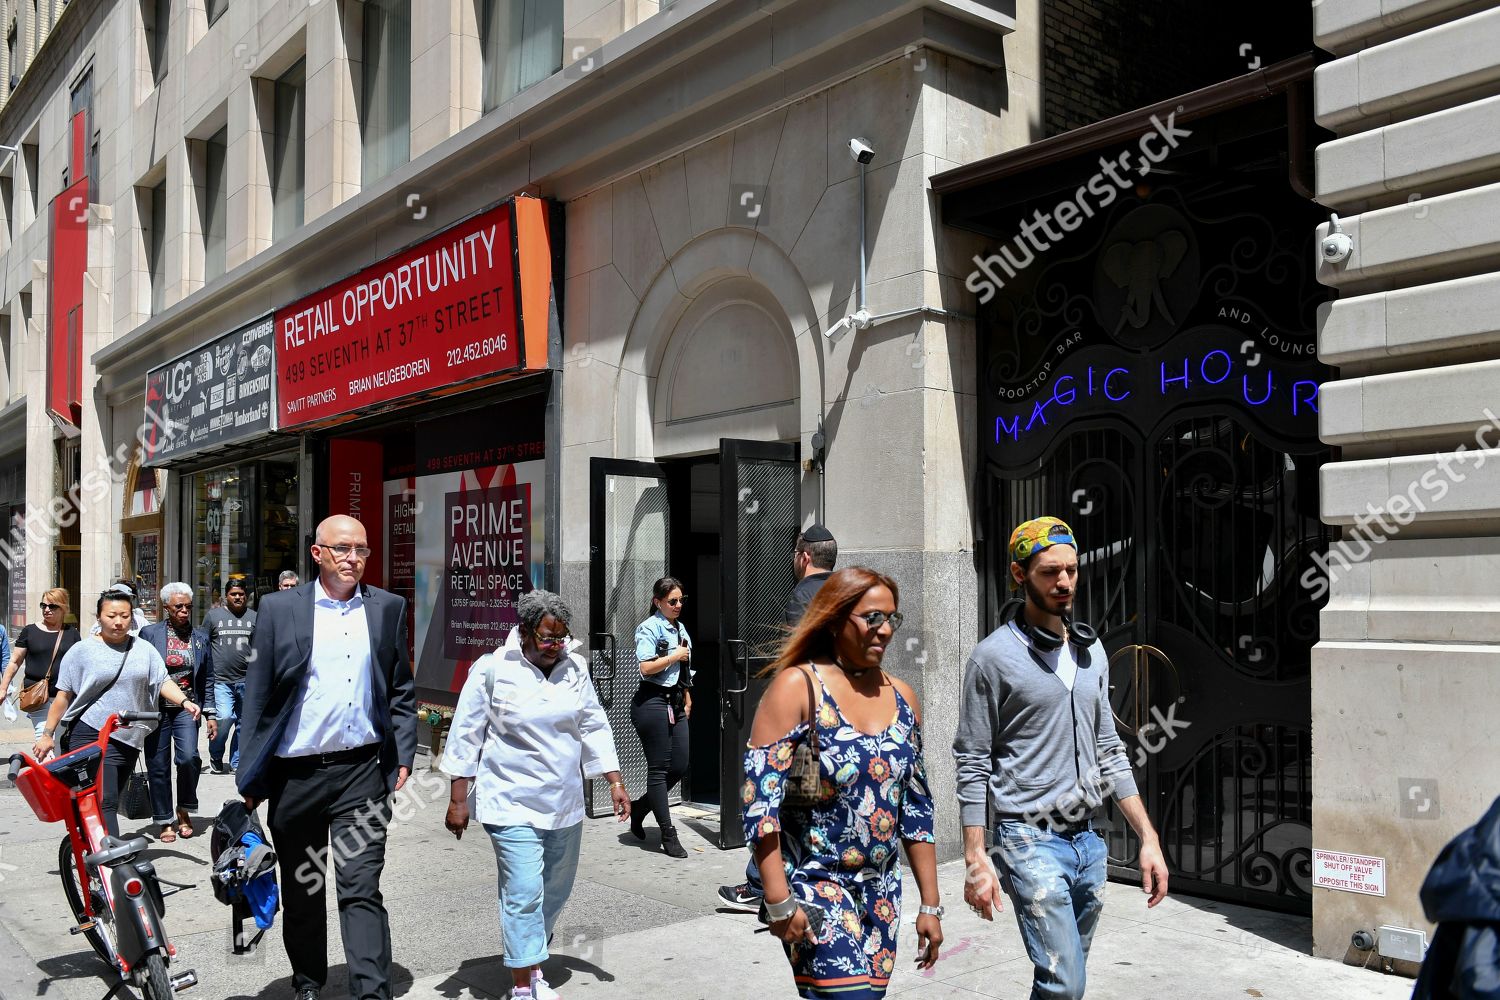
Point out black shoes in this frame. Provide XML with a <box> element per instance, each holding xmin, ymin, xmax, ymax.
<box><xmin>208</xmin><ymin>759</ymin><xmax>230</xmax><ymax>775</ymax></box>
<box><xmin>295</xmin><ymin>989</ymin><xmax>319</xmax><ymax>1000</ymax></box>
<box><xmin>661</xmin><ymin>827</ymin><xmax>688</xmax><ymax>859</ymax></box>
<box><xmin>717</xmin><ymin>882</ymin><xmax>763</xmax><ymax>912</ymax></box>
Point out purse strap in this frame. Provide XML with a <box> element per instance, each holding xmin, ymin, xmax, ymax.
<box><xmin>799</xmin><ymin>663</ymin><xmax>820</xmax><ymax>754</ymax></box>
<box><xmin>40</xmin><ymin>627</ymin><xmax>63</xmax><ymax>683</ymax></box>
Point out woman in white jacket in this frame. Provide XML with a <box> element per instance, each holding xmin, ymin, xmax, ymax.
<box><xmin>442</xmin><ymin>590</ymin><xmax>630</xmax><ymax>1000</ymax></box>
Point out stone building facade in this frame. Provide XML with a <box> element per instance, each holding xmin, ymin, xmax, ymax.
<box><xmin>1311</xmin><ymin>0</ymin><xmax>1500</xmax><ymax>963</ymax></box>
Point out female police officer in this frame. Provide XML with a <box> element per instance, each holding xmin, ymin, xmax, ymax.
<box><xmin>629</xmin><ymin>576</ymin><xmax>693</xmax><ymax>858</ymax></box>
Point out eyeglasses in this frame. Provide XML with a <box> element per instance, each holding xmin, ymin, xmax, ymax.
<box><xmin>851</xmin><ymin>610</ymin><xmax>904</xmax><ymax>631</ymax></box>
<box><xmin>165</xmin><ymin>603</ymin><xmax>194</xmax><ymax>612</ymax></box>
<box><xmin>664</xmin><ymin>597</ymin><xmax>687</xmax><ymax>607</ymax></box>
<box><xmin>534</xmin><ymin>634</ymin><xmax>571</xmax><ymax>648</ymax></box>
<box><xmin>319</xmin><ymin>543</ymin><xmax>372</xmax><ymax>560</ymax></box>
<box><xmin>39</xmin><ymin>602</ymin><xmax>62</xmax><ymax>612</ymax></box>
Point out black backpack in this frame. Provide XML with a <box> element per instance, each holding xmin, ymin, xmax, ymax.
<box><xmin>209</xmin><ymin>799</ymin><xmax>278</xmax><ymax>952</ymax></box>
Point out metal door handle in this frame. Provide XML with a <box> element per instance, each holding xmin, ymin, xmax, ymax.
<box><xmin>725</xmin><ymin>639</ymin><xmax>750</xmax><ymax>694</ymax></box>
<box><xmin>589</xmin><ymin>633</ymin><xmax>617</xmax><ymax>703</ymax></box>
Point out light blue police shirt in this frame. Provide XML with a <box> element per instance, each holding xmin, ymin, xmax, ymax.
<box><xmin>634</xmin><ymin>611</ymin><xmax>693</xmax><ymax>687</ymax></box>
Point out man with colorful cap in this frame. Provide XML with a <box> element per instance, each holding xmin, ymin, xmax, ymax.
<box><xmin>717</xmin><ymin>523</ymin><xmax>839</xmax><ymax>913</ymax></box>
<box><xmin>952</xmin><ymin>516</ymin><xmax>1168</xmax><ymax>1000</ymax></box>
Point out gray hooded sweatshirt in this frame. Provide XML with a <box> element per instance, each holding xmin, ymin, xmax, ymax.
<box><xmin>953</xmin><ymin>620</ymin><xmax>1138</xmax><ymax>827</ymax></box>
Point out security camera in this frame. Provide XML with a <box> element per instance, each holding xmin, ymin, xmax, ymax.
<box><xmin>1321</xmin><ymin>212</ymin><xmax>1353</xmax><ymax>264</ymax></box>
<box><xmin>848</xmin><ymin>138</ymin><xmax>875</xmax><ymax>164</ymax></box>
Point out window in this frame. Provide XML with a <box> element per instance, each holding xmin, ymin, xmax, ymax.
<box><xmin>144</xmin><ymin>0</ymin><xmax>170</xmax><ymax>85</ymax></box>
<box><xmin>22</xmin><ymin>140</ymin><xmax>38</xmax><ymax>214</ymax></box>
<box><xmin>145</xmin><ymin>180</ymin><xmax>167</xmax><ymax>314</ymax></box>
<box><xmin>361</xmin><ymin>0</ymin><xmax>410</xmax><ymax>186</ymax></box>
<box><xmin>7</xmin><ymin>21</ymin><xmax>17</xmax><ymax>94</ymax></box>
<box><xmin>201</xmin><ymin>127</ymin><xmax>227</xmax><ymax>281</ymax></box>
<box><xmin>479</xmin><ymin>0</ymin><xmax>562</xmax><ymax>112</ymax></box>
<box><xmin>271</xmin><ymin>59</ymin><xmax>305</xmax><ymax>242</ymax></box>
<box><xmin>206</xmin><ymin>0</ymin><xmax>228</xmax><ymax>26</ymax></box>
<box><xmin>0</xmin><ymin>174</ymin><xmax>12</xmax><ymax>244</ymax></box>
<box><xmin>70</xmin><ymin>70</ymin><xmax>98</xmax><ymax>204</ymax></box>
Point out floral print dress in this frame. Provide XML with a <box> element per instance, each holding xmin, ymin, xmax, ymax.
<box><xmin>743</xmin><ymin>666</ymin><xmax>936</xmax><ymax>999</ymax></box>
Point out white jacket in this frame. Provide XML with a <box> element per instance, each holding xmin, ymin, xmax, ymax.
<box><xmin>440</xmin><ymin>627</ymin><xmax>619</xmax><ymax>829</ymax></box>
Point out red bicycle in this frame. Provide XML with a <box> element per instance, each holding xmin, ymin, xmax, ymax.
<box><xmin>8</xmin><ymin>712</ymin><xmax>197</xmax><ymax>1000</ymax></box>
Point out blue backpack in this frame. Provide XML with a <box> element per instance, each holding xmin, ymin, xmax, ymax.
<box><xmin>209</xmin><ymin>799</ymin><xmax>280</xmax><ymax>953</ymax></box>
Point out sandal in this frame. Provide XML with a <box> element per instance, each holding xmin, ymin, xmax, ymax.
<box><xmin>159</xmin><ymin>826</ymin><xmax>177</xmax><ymax>844</ymax></box>
<box><xmin>176</xmin><ymin>810</ymin><xmax>194</xmax><ymax>839</ymax></box>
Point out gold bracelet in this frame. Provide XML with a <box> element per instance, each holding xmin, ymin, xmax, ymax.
<box><xmin>609</xmin><ymin>781</ymin><xmax>626</xmax><ymax>789</ymax></box>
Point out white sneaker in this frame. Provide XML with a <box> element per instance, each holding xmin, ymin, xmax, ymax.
<box><xmin>529</xmin><ymin>971</ymin><xmax>561</xmax><ymax>1000</ymax></box>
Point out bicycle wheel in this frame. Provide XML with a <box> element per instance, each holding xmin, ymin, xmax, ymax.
<box><xmin>57</xmin><ymin>834</ymin><xmax>115</xmax><ymax>967</ymax></box>
<box><xmin>140</xmin><ymin>952</ymin><xmax>173</xmax><ymax>1000</ymax></box>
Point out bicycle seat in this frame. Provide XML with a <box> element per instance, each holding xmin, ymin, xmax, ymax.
<box><xmin>44</xmin><ymin>745</ymin><xmax>103</xmax><ymax>791</ymax></box>
<box><xmin>84</xmin><ymin>835</ymin><xmax>149</xmax><ymax>868</ymax></box>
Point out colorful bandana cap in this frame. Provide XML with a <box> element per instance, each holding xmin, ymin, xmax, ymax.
<box><xmin>1009</xmin><ymin>516</ymin><xmax>1077</xmax><ymax>566</ymax></box>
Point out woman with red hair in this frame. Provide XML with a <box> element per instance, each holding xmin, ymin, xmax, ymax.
<box><xmin>743</xmin><ymin>567</ymin><xmax>943</xmax><ymax>998</ymax></box>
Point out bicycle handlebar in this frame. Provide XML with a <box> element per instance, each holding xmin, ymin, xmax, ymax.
<box><xmin>6</xmin><ymin>753</ymin><xmax>21</xmax><ymax>784</ymax></box>
<box><xmin>117</xmin><ymin>711</ymin><xmax>159</xmax><ymax>724</ymax></box>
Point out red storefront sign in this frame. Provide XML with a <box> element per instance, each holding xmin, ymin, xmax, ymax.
<box><xmin>276</xmin><ymin>199</ymin><xmax>552</xmax><ymax>429</ymax></box>
<box><xmin>327</xmin><ymin>439</ymin><xmax>386</xmax><ymax>588</ymax></box>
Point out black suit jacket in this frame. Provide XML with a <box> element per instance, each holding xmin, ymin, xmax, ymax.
<box><xmin>138</xmin><ymin>622</ymin><xmax>213</xmax><ymax>711</ymax></box>
<box><xmin>236</xmin><ymin>580</ymin><xmax>418</xmax><ymax>800</ymax></box>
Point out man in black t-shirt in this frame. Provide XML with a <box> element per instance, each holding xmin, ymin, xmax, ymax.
<box><xmin>204</xmin><ymin>579</ymin><xmax>257</xmax><ymax>773</ymax></box>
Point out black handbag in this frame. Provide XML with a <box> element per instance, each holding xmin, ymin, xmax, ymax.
<box><xmin>781</xmin><ymin>665</ymin><xmax>822</xmax><ymax>809</ymax></box>
<box><xmin>122</xmin><ymin>766</ymin><xmax>152</xmax><ymax>820</ymax></box>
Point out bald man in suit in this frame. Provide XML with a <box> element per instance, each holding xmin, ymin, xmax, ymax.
<box><xmin>238</xmin><ymin>515</ymin><xmax>417</xmax><ymax>1000</ymax></box>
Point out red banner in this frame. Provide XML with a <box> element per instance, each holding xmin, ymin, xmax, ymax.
<box><xmin>276</xmin><ymin>202</ymin><xmax>525</xmax><ymax>429</ymax></box>
<box><xmin>327</xmin><ymin>439</ymin><xmax>385</xmax><ymax>588</ymax></box>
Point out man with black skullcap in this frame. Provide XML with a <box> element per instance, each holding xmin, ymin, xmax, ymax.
<box><xmin>782</xmin><ymin>523</ymin><xmax>837</xmax><ymax>625</ymax></box>
<box><xmin>717</xmin><ymin>523</ymin><xmax>839</xmax><ymax>912</ymax></box>
<box><xmin>953</xmin><ymin>516</ymin><xmax>1168</xmax><ymax>1000</ymax></box>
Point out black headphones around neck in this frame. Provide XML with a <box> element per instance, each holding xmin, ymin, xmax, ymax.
<box><xmin>1002</xmin><ymin>598</ymin><xmax>1097</xmax><ymax>652</ymax></box>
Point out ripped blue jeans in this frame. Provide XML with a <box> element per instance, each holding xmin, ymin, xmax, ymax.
<box><xmin>992</xmin><ymin>820</ymin><xmax>1107</xmax><ymax>1000</ymax></box>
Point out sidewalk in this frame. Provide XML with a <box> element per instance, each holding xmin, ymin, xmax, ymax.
<box><xmin>0</xmin><ymin>730</ymin><xmax>1414</xmax><ymax>1000</ymax></box>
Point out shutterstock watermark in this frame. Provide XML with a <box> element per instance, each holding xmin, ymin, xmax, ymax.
<box><xmin>0</xmin><ymin>404</ymin><xmax>187</xmax><ymax>573</ymax></box>
<box><xmin>1300</xmin><ymin>408</ymin><xmax>1500</xmax><ymax>601</ymax></box>
<box><xmin>964</xmin><ymin>111</ymin><xmax>1193</xmax><ymax>306</ymax></box>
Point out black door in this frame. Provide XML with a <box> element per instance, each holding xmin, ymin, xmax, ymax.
<box><xmin>989</xmin><ymin>413</ymin><xmax>1326</xmax><ymax>913</ymax></box>
<box><xmin>716</xmin><ymin>439</ymin><xmax>799</xmax><ymax>849</ymax></box>
<box><xmin>585</xmin><ymin>459</ymin><xmax>670</xmax><ymax>818</ymax></box>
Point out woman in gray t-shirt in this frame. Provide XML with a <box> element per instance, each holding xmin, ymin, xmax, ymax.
<box><xmin>32</xmin><ymin>592</ymin><xmax>202</xmax><ymax>837</ymax></box>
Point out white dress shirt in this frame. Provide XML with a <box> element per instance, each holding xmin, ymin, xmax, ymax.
<box><xmin>277</xmin><ymin>579</ymin><xmax>381</xmax><ymax>757</ymax></box>
<box><xmin>441</xmin><ymin>627</ymin><xmax>619</xmax><ymax>830</ymax></box>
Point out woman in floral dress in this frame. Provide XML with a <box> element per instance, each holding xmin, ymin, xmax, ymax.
<box><xmin>743</xmin><ymin>566</ymin><xmax>943</xmax><ymax>998</ymax></box>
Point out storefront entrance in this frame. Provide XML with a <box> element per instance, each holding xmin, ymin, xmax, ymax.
<box><xmin>586</xmin><ymin>439</ymin><xmax>798</xmax><ymax>849</ymax></box>
<box><xmin>959</xmin><ymin>91</ymin><xmax>1330</xmax><ymax>912</ymax></box>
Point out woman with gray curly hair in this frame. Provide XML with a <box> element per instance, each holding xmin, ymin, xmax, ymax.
<box><xmin>441</xmin><ymin>590</ymin><xmax>629</xmax><ymax>1000</ymax></box>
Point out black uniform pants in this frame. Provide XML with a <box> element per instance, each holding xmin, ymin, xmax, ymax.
<box><xmin>630</xmin><ymin>684</ymin><xmax>690</xmax><ymax>831</ymax></box>
<box><xmin>267</xmin><ymin>746</ymin><xmax>392</xmax><ymax>1000</ymax></box>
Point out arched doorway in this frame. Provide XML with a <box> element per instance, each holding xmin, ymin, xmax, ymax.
<box><xmin>587</xmin><ymin>252</ymin><xmax>816</xmax><ymax>849</ymax></box>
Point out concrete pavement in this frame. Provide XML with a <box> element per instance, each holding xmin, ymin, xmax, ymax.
<box><xmin>0</xmin><ymin>728</ymin><xmax>1415</xmax><ymax>999</ymax></box>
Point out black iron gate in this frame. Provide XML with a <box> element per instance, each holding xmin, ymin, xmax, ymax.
<box><xmin>978</xmin><ymin>176</ymin><xmax>1330</xmax><ymax>912</ymax></box>
<box><xmin>717</xmin><ymin>439</ymin><xmax>799</xmax><ymax>849</ymax></box>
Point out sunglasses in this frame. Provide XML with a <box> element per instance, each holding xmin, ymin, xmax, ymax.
<box><xmin>534</xmin><ymin>634</ymin><xmax>571</xmax><ymax>648</ymax></box>
<box><xmin>851</xmin><ymin>610</ymin><xmax>904</xmax><ymax>631</ymax></box>
<box><xmin>663</xmin><ymin>596</ymin><xmax>687</xmax><ymax>607</ymax></box>
<box><xmin>39</xmin><ymin>602</ymin><xmax>62</xmax><ymax>612</ymax></box>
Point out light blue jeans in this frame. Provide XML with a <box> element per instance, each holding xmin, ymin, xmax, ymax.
<box><xmin>992</xmin><ymin>820</ymin><xmax>1108</xmax><ymax>1000</ymax></box>
<box><xmin>485</xmin><ymin>822</ymin><xmax>583</xmax><ymax>969</ymax></box>
<box><xmin>210</xmin><ymin>680</ymin><xmax>244</xmax><ymax>767</ymax></box>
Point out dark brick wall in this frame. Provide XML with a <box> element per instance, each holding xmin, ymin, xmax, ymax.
<box><xmin>1042</xmin><ymin>0</ymin><xmax>1312</xmax><ymax>137</ymax></box>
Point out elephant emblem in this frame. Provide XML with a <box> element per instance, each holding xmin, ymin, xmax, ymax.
<box><xmin>1101</xmin><ymin>231</ymin><xmax>1189</xmax><ymax>333</ymax></box>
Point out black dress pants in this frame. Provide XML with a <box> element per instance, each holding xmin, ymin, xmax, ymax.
<box><xmin>267</xmin><ymin>746</ymin><xmax>392</xmax><ymax>1000</ymax></box>
<box><xmin>630</xmin><ymin>685</ymin><xmax>690</xmax><ymax>831</ymax></box>
<box><xmin>65</xmin><ymin>723</ymin><xmax>138</xmax><ymax>839</ymax></box>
